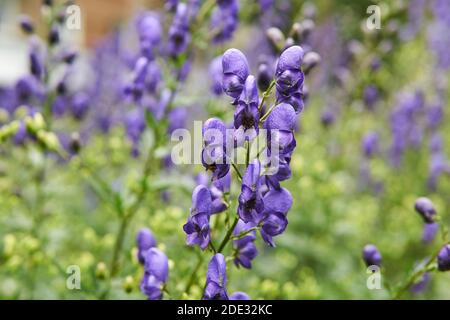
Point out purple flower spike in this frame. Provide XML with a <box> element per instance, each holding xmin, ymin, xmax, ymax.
<box><xmin>233</xmin><ymin>220</ymin><xmax>258</xmax><ymax>268</ymax></box>
<box><xmin>140</xmin><ymin>248</ymin><xmax>169</xmax><ymax>300</ymax></box>
<box><xmin>203</xmin><ymin>253</ymin><xmax>228</xmax><ymax>300</ymax></box>
<box><xmin>362</xmin><ymin>244</ymin><xmax>382</xmax><ymax>267</ymax></box>
<box><xmin>414</xmin><ymin>197</ymin><xmax>437</xmax><ymax>224</ymax></box>
<box><xmin>238</xmin><ymin>159</ymin><xmax>265</xmax><ymax>223</ymax></box>
<box><xmin>230</xmin><ymin>292</ymin><xmax>250</xmax><ymax>300</ymax></box>
<box><xmin>210</xmin><ymin>0</ymin><xmax>239</xmax><ymax>44</ymax></box>
<box><xmin>136</xmin><ymin>228</ymin><xmax>157</xmax><ymax>264</ymax></box>
<box><xmin>437</xmin><ymin>244</ymin><xmax>450</xmax><ymax>272</ymax></box>
<box><xmin>222</xmin><ymin>48</ymin><xmax>250</xmax><ymax>100</ymax></box>
<box><xmin>183</xmin><ymin>185</ymin><xmax>212</xmax><ymax>250</ymax></box>
<box><xmin>168</xmin><ymin>3</ymin><xmax>191</xmax><ymax>57</ymax></box>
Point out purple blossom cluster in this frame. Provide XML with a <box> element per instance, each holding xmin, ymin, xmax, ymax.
<box><xmin>181</xmin><ymin>44</ymin><xmax>306</xmax><ymax>299</ymax></box>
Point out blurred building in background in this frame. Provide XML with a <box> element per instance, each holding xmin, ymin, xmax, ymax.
<box><xmin>0</xmin><ymin>0</ymin><xmax>162</xmax><ymax>85</ymax></box>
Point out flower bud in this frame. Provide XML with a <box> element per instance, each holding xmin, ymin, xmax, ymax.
<box><xmin>123</xmin><ymin>276</ymin><xmax>134</xmax><ymax>293</ymax></box>
<box><xmin>438</xmin><ymin>244</ymin><xmax>450</xmax><ymax>272</ymax></box>
<box><xmin>266</xmin><ymin>27</ymin><xmax>285</xmax><ymax>50</ymax></box>
<box><xmin>362</xmin><ymin>244</ymin><xmax>381</xmax><ymax>267</ymax></box>
<box><xmin>414</xmin><ymin>197</ymin><xmax>436</xmax><ymax>224</ymax></box>
<box><xmin>19</xmin><ymin>15</ymin><xmax>34</xmax><ymax>34</ymax></box>
<box><xmin>96</xmin><ymin>262</ymin><xmax>108</xmax><ymax>279</ymax></box>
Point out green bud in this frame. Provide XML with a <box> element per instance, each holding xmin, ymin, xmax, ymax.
<box><xmin>122</xmin><ymin>276</ymin><xmax>134</xmax><ymax>293</ymax></box>
<box><xmin>95</xmin><ymin>262</ymin><xmax>108</xmax><ymax>279</ymax></box>
<box><xmin>266</xmin><ymin>27</ymin><xmax>285</xmax><ymax>51</ymax></box>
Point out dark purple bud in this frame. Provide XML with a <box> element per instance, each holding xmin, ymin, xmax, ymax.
<box><xmin>48</xmin><ymin>25</ymin><xmax>60</xmax><ymax>46</ymax></box>
<box><xmin>19</xmin><ymin>15</ymin><xmax>34</xmax><ymax>34</ymax></box>
<box><xmin>302</xmin><ymin>51</ymin><xmax>321</xmax><ymax>75</ymax></box>
<box><xmin>363</xmin><ymin>85</ymin><xmax>379</xmax><ymax>110</ymax></box>
<box><xmin>320</xmin><ymin>109</ymin><xmax>335</xmax><ymax>127</ymax></box>
<box><xmin>437</xmin><ymin>244</ymin><xmax>450</xmax><ymax>272</ymax></box>
<box><xmin>257</xmin><ymin>62</ymin><xmax>273</xmax><ymax>92</ymax></box>
<box><xmin>71</xmin><ymin>92</ymin><xmax>89</xmax><ymax>120</ymax></box>
<box><xmin>414</xmin><ymin>197</ymin><xmax>437</xmax><ymax>224</ymax></box>
<box><xmin>362</xmin><ymin>244</ymin><xmax>382</xmax><ymax>267</ymax></box>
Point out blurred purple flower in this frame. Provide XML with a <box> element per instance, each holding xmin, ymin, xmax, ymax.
<box><xmin>203</xmin><ymin>253</ymin><xmax>228</xmax><ymax>300</ymax></box>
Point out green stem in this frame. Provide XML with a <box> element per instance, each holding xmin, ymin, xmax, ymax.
<box><xmin>217</xmin><ymin>216</ymin><xmax>239</xmax><ymax>253</ymax></box>
<box><xmin>259</xmin><ymin>104</ymin><xmax>277</xmax><ymax>123</ymax></box>
<box><xmin>231</xmin><ymin>162</ymin><xmax>243</xmax><ymax>181</ymax></box>
<box><xmin>258</xmin><ymin>80</ymin><xmax>276</xmax><ymax>112</ymax></box>
<box><xmin>185</xmin><ymin>255</ymin><xmax>204</xmax><ymax>295</ymax></box>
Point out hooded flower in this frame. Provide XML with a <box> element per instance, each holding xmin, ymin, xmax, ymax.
<box><xmin>238</xmin><ymin>159</ymin><xmax>265</xmax><ymax>223</ymax></box>
<box><xmin>203</xmin><ymin>253</ymin><xmax>228</xmax><ymax>300</ymax></box>
<box><xmin>234</xmin><ymin>75</ymin><xmax>259</xmax><ymax>132</ymax></box>
<box><xmin>210</xmin><ymin>171</ymin><xmax>231</xmax><ymax>214</ymax></box>
<box><xmin>233</xmin><ymin>220</ymin><xmax>258</xmax><ymax>268</ymax></box>
<box><xmin>414</xmin><ymin>197</ymin><xmax>437</xmax><ymax>224</ymax></box>
<box><xmin>275</xmin><ymin>45</ymin><xmax>305</xmax><ymax>113</ymax></box>
<box><xmin>136</xmin><ymin>228</ymin><xmax>157</xmax><ymax>264</ymax></box>
<box><xmin>222</xmin><ymin>48</ymin><xmax>250</xmax><ymax>100</ymax></box>
<box><xmin>263</xmin><ymin>103</ymin><xmax>297</xmax><ymax>155</ymax></box>
<box><xmin>260</xmin><ymin>187</ymin><xmax>292</xmax><ymax>246</ymax></box>
<box><xmin>136</xmin><ymin>12</ymin><xmax>162</xmax><ymax>58</ymax></box>
<box><xmin>202</xmin><ymin>118</ymin><xmax>230</xmax><ymax>180</ymax></box>
<box><xmin>437</xmin><ymin>244</ymin><xmax>450</xmax><ymax>271</ymax></box>
<box><xmin>140</xmin><ymin>248</ymin><xmax>169</xmax><ymax>300</ymax></box>
<box><xmin>362</xmin><ymin>244</ymin><xmax>382</xmax><ymax>267</ymax></box>
<box><xmin>183</xmin><ymin>185</ymin><xmax>212</xmax><ymax>250</ymax></box>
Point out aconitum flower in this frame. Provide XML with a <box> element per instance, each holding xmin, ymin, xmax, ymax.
<box><xmin>29</xmin><ymin>43</ymin><xmax>44</xmax><ymax>80</ymax></box>
<box><xmin>136</xmin><ymin>228</ymin><xmax>157</xmax><ymax>264</ymax></box>
<box><xmin>260</xmin><ymin>187</ymin><xmax>292</xmax><ymax>246</ymax></box>
<box><xmin>263</xmin><ymin>103</ymin><xmax>297</xmax><ymax>155</ymax></box>
<box><xmin>320</xmin><ymin>109</ymin><xmax>335</xmax><ymax>127</ymax></box>
<box><xmin>183</xmin><ymin>185</ymin><xmax>212</xmax><ymax>250</ymax></box>
<box><xmin>209</xmin><ymin>56</ymin><xmax>223</xmax><ymax>95</ymax></box>
<box><xmin>275</xmin><ymin>45</ymin><xmax>305</xmax><ymax>113</ymax></box>
<box><xmin>230</xmin><ymin>292</ymin><xmax>250</xmax><ymax>300</ymax></box>
<box><xmin>411</xmin><ymin>272</ymin><xmax>430</xmax><ymax>294</ymax></box>
<box><xmin>136</xmin><ymin>12</ymin><xmax>162</xmax><ymax>58</ymax></box>
<box><xmin>414</xmin><ymin>197</ymin><xmax>437</xmax><ymax>224</ymax></box>
<box><xmin>362</xmin><ymin>244</ymin><xmax>382</xmax><ymax>267</ymax></box>
<box><xmin>210</xmin><ymin>0</ymin><xmax>238</xmax><ymax>44</ymax></box>
<box><xmin>233</xmin><ymin>220</ymin><xmax>258</xmax><ymax>269</ymax></box>
<box><xmin>203</xmin><ymin>253</ymin><xmax>228</xmax><ymax>300</ymax></box>
<box><xmin>202</xmin><ymin>118</ymin><xmax>230</xmax><ymax>180</ymax></box>
<box><xmin>222</xmin><ymin>48</ymin><xmax>250</xmax><ymax>100</ymax></box>
<box><xmin>238</xmin><ymin>159</ymin><xmax>264</xmax><ymax>223</ymax></box>
<box><xmin>140</xmin><ymin>248</ymin><xmax>169</xmax><ymax>300</ymax></box>
<box><xmin>437</xmin><ymin>244</ymin><xmax>450</xmax><ymax>271</ymax></box>
<box><xmin>167</xmin><ymin>107</ymin><xmax>187</xmax><ymax>134</ymax></box>
<box><xmin>168</xmin><ymin>3</ymin><xmax>190</xmax><ymax>57</ymax></box>
<box><xmin>362</xmin><ymin>132</ymin><xmax>379</xmax><ymax>158</ymax></box>
<box><xmin>124</xmin><ymin>57</ymin><xmax>149</xmax><ymax>102</ymax></box>
<box><xmin>234</xmin><ymin>75</ymin><xmax>259</xmax><ymax>134</ymax></box>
